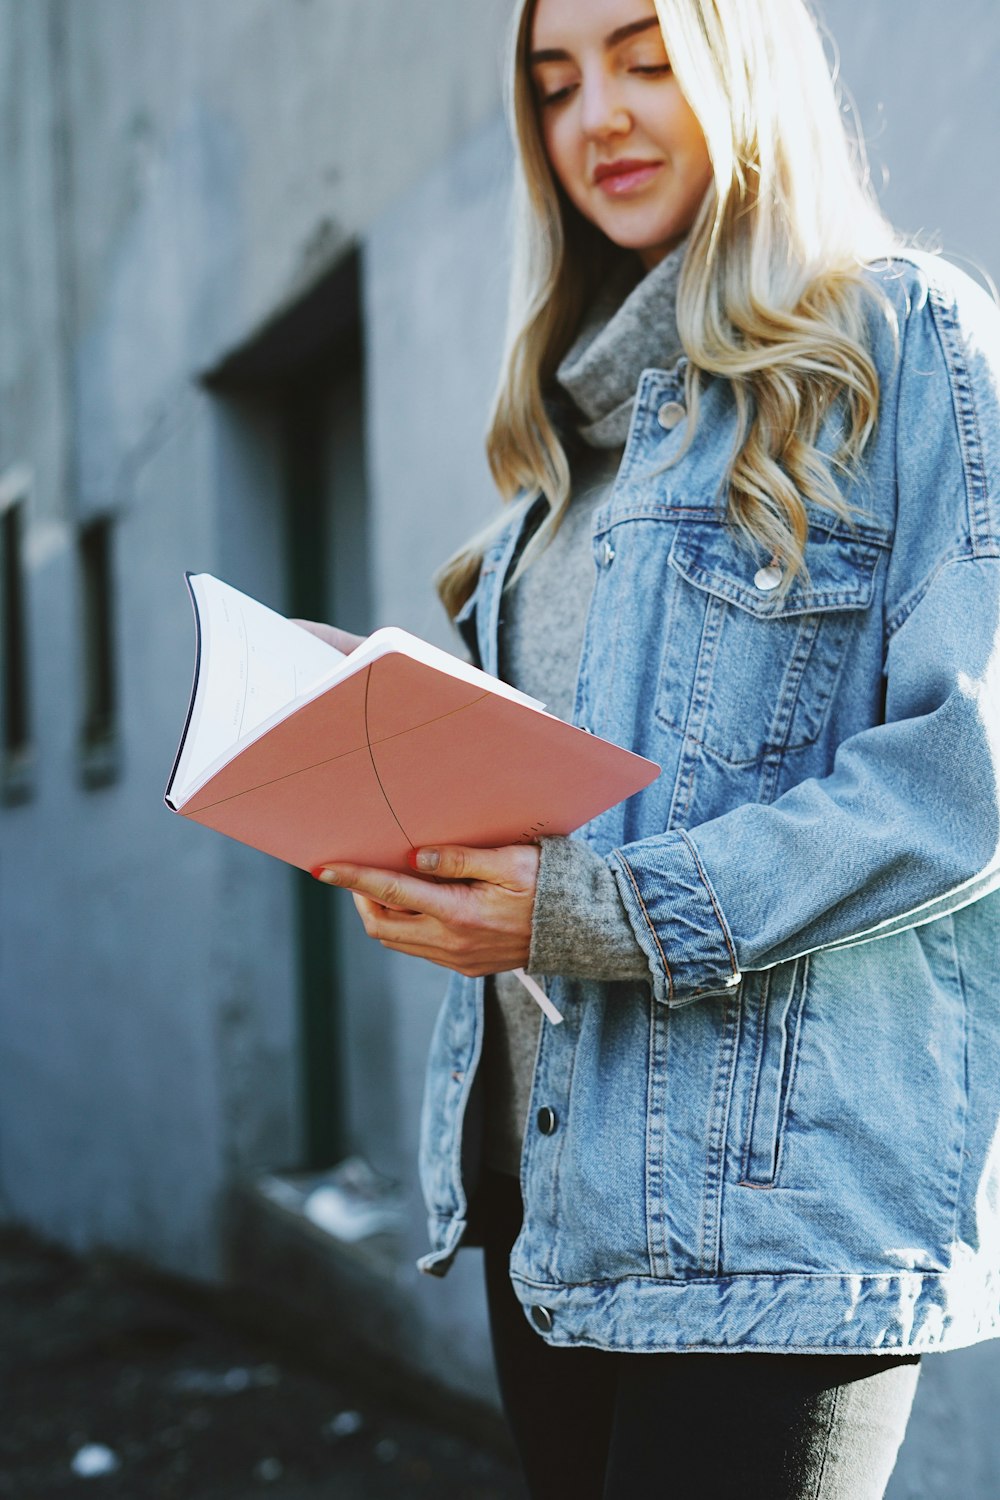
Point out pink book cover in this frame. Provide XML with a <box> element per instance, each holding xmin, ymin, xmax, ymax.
<box><xmin>165</xmin><ymin>580</ymin><xmax>660</xmax><ymax>874</ymax></box>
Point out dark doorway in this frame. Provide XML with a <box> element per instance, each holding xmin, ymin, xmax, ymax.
<box><xmin>205</xmin><ymin>250</ymin><xmax>376</xmax><ymax>1168</ymax></box>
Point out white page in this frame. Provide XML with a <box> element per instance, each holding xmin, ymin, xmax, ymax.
<box><xmin>171</xmin><ymin>575</ymin><xmax>345</xmax><ymax>803</ymax></box>
<box><xmin>169</xmin><ymin>574</ymin><xmax>546</xmax><ymax>807</ymax></box>
<box><xmin>335</xmin><ymin>626</ymin><xmax>544</xmax><ymax>711</ymax></box>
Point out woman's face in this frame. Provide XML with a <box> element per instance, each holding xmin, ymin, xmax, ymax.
<box><xmin>528</xmin><ymin>0</ymin><xmax>712</xmax><ymax>269</ymax></box>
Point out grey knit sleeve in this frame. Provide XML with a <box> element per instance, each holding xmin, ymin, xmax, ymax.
<box><xmin>527</xmin><ymin>836</ymin><xmax>652</xmax><ymax>982</ymax></box>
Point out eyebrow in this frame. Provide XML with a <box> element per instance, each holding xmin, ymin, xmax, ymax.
<box><xmin>529</xmin><ymin>16</ymin><xmax>661</xmax><ymax>66</ymax></box>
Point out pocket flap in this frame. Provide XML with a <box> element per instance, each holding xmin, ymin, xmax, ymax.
<box><xmin>668</xmin><ymin>522</ymin><xmax>885</xmax><ymax>618</ymax></box>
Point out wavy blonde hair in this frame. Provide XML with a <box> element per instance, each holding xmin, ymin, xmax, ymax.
<box><xmin>436</xmin><ymin>0</ymin><xmax>898</xmax><ymax>616</ymax></box>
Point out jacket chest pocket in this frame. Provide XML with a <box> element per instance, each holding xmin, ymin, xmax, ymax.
<box><xmin>656</xmin><ymin>522</ymin><xmax>884</xmax><ymax>767</ymax></box>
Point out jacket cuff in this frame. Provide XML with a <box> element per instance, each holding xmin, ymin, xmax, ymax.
<box><xmin>611</xmin><ymin>830</ymin><xmax>741</xmax><ymax>1006</ymax></box>
<box><xmin>528</xmin><ymin>837</ymin><xmax>652</xmax><ymax>982</ymax></box>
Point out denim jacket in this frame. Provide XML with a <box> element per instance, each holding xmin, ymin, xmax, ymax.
<box><xmin>417</xmin><ymin>253</ymin><xmax>1000</xmax><ymax>1355</ymax></box>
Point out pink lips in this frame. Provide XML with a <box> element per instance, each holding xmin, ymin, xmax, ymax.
<box><xmin>593</xmin><ymin>158</ymin><xmax>662</xmax><ymax>195</ymax></box>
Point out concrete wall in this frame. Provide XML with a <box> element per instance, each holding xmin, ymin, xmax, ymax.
<box><xmin>3</xmin><ymin>0</ymin><xmax>1000</xmax><ymax>1483</ymax></box>
<box><xmin>0</xmin><ymin>0</ymin><xmax>510</xmax><ymax>1277</ymax></box>
<box><xmin>822</xmin><ymin>0</ymin><xmax>1000</xmax><ymax>276</ymax></box>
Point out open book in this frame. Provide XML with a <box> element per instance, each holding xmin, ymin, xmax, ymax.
<box><xmin>165</xmin><ymin>573</ymin><xmax>660</xmax><ymax>877</ymax></box>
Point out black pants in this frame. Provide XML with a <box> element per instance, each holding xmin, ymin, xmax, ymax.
<box><xmin>479</xmin><ymin>1170</ymin><xmax>920</xmax><ymax>1500</ymax></box>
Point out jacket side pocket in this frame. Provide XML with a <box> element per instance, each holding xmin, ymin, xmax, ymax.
<box><xmin>739</xmin><ymin>958</ymin><xmax>809</xmax><ymax>1187</ymax></box>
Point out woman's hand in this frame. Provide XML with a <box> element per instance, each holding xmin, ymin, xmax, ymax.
<box><xmin>292</xmin><ymin>619</ymin><xmax>366</xmax><ymax>655</ymax></box>
<box><xmin>315</xmin><ymin>844</ymin><xmax>541</xmax><ymax>977</ymax></box>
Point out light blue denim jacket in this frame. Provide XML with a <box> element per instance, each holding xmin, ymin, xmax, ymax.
<box><xmin>418</xmin><ymin>253</ymin><xmax>1000</xmax><ymax>1356</ymax></box>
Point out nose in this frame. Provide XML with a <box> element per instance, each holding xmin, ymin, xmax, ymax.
<box><xmin>579</xmin><ymin>71</ymin><xmax>631</xmax><ymax>140</ymax></box>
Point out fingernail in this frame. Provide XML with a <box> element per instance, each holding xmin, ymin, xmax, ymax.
<box><xmin>313</xmin><ymin>866</ymin><xmax>342</xmax><ymax>885</ymax></box>
<box><xmin>415</xmin><ymin>849</ymin><xmax>439</xmax><ymax>872</ymax></box>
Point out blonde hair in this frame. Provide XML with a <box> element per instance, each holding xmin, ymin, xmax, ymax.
<box><xmin>436</xmin><ymin>0</ymin><xmax>899</xmax><ymax>617</ymax></box>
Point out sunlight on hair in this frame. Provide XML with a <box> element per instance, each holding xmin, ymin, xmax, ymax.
<box><xmin>436</xmin><ymin>0</ymin><xmax>903</xmax><ymax>618</ymax></box>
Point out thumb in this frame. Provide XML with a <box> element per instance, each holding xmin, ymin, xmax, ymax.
<box><xmin>407</xmin><ymin>843</ymin><xmax>539</xmax><ymax>888</ymax></box>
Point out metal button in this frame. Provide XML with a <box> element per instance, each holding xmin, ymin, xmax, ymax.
<box><xmin>753</xmin><ymin>564</ymin><xmax>782</xmax><ymax>592</ymax></box>
<box><xmin>537</xmin><ymin>1106</ymin><xmax>558</xmax><ymax>1135</ymax></box>
<box><xmin>656</xmin><ymin>400</ymin><xmax>685</xmax><ymax>430</ymax></box>
<box><xmin>531</xmin><ymin>1305</ymin><xmax>554</xmax><ymax>1333</ymax></box>
<box><xmin>599</xmin><ymin>540</ymin><xmax>615</xmax><ymax>566</ymax></box>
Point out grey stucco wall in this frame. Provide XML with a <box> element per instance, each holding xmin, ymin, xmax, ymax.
<box><xmin>821</xmin><ymin>0</ymin><xmax>1000</xmax><ymax>275</ymax></box>
<box><xmin>0</xmin><ymin>0</ymin><xmax>510</xmax><ymax>1276</ymax></box>
<box><xmin>357</xmin><ymin>113</ymin><xmax>515</xmax><ymax>1404</ymax></box>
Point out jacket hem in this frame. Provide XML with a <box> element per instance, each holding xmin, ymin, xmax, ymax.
<box><xmin>416</xmin><ymin>1215</ymin><xmax>466</xmax><ymax>1278</ymax></box>
<box><xmin>507</xmin><ymin>1264</ymin><xmax>1000</xmax><ymax>1355</ymax></box>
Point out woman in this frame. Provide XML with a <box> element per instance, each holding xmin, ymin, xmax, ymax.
<box><xmin>315</xmin><ymin>0</ymin><xmax>1000</xmax><ymax>1493</ymax></box>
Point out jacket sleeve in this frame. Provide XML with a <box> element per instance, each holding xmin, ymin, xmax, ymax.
<box><xmin>610</xmin><ymin>264</ymin><xmax>1000</xmax><ymax>1007</ymax></box>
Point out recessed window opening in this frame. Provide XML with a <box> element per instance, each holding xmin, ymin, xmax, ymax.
<box><xmin>1</xmin><ymin>500</ymin><xmax>30</xmax><ymax>760</ymax></box>
<box><xmin>79</xmin><ymin>517</ymin><xmax>117</xmax><ymax>751</ymax></box>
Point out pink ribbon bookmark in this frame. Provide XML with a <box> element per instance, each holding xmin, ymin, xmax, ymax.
<box><xmin>511</xmin><ymin>967</ymin><xmax>563</xmax><ymax>1025</ymax></box>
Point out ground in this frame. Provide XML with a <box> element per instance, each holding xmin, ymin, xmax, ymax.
<box><xmin>0</xmin><ymin>1229</ymin><xmax>525</xmax><ymax>1499</ymax></box>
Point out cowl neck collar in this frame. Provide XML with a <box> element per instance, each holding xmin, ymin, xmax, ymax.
<box><xmin>555</xmin><ymin>241</ymin><xmax>686</xmax><ymax>448</ymax></box>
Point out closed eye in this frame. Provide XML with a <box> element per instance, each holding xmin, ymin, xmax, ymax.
<box><xmin>539</xmin><ymin>83</ymin><xmax>578</xmax><ymax>107</ymax></box>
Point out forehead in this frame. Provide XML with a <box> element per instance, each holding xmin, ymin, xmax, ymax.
<box><xmin>529</xmin><ymin>0</ymin><xmax>661</xmax><ymax>51</ymax></box>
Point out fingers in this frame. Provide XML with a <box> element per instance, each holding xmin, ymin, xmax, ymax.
<box><xmin>317</xmin><ymin>862</ymin><xmax>453</xmax><ymax>919</ymax></box>
<box><xmin>353</xmin><ymin>892</ymin><xmax>426</xmax><ymax>936</ymax></box>
<box><xmin>315</xmin><ymin>845</ymin><xmax>540</xmax><ymax>898</ymax></box>
<box><xmin>351</xmin><ymin>893</ymin><xmax>528</xmax><ymax>976</ymax></box>
<box><xmin>352</xmin><ymin>895</ymin><xmax>443</xmax><ymax>957</ymax></box>
<box><xmin>351</xmin><ymin>895</ymin><xmax>465</xmax><ymax>967</ymax></box>
<box><xmin>316</xmin><ymin>851</ymin><xmax>538</xmax><ymax>977</ymax></box>
<box><xmin>407</xmin><ymin>843</ymin><xmax>540</xmax><ymax>889</ymax></box>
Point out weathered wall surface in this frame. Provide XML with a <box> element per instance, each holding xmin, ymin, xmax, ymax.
<box><xmin>0</xmin><ymin>0</ymin><xmax>510</xmax><ymax>1278</ymax></box>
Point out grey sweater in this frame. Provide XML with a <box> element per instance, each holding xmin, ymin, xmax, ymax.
<box><xmin>482</xmin><ymin>244</ymin><xmax>686</xmax><ymax>1176</ymax></box>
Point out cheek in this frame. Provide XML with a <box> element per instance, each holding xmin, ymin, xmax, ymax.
<box><xmin>673</xmin><ymin>104</ymin><xmax>711</xmax><ymax>172</ymax></box>
<box><xmin>667</xmin><ymin>114</ymin><xmax>712</xmax><ymax>199</ymax></box>
<box><xmin>681</xmin><ymin>135</ymin><xmax>713</xmax><ymax>193</ymax></box>
<box><xmin>541</xmin><ymin>117</ymin><xmax>580</xmax><ymax>199</ymax></box>
<box><xmin>690</xmin><ymin>130</ymin><xmax>712</xmax><ymax>178</ymax></box>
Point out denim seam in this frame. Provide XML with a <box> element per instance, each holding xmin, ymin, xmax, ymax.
<box><xmin>511</xmin><ymin>1266</ymin><xmax>960</xmax><ymax>1290</ymax></box>
<box><xmin>668</xmin><ymin>595</ymin><xmax>726</xmax><ymax>825</ymax></box>
<box><xmin>700</xmin><ymin>987</ymin><xmax>740</xmax><ymax>1274</ymax></box>
<box><xmin>678</xmin><ymin>830</ymin><xmax>740</xmax><ymax>986</ymax></box>
<box><xmin>448</xmin><ymin>977</ymin><xmax>485</xmax><ymax>1223</ymax></box>
<box><xmin>772</xmin><ymin>957</ymin><xmax>808</xmax><ymax>1186</ymax></box>
<box><xmin>766</xmin><ymin>616</ymin><xmax>822</xmax><ymax>755</ymax></box>
<box><xmin>653</xmin><ymin>551</ymin><xmax>684</xmax><ymax>735</ymax></box>
<box><xmin>885</xmin><ymin>548</ymin><xmax>999</xmax><ymax>639</ymax></box>
<box><xmin>927</xmin><ymin>282</ymin><xmax>992</xmax><ymax>554</ymax></box>
<box><xmin>645</xmin><ymin>1000</ymin><xmax>672</xmax><ymax>1279</ymax></box>
<box><xmin>659</xmin><ymin>591</ymin><xmax>857</xmax><ymax>772</ymax></box>
<box><xmin>659</xmin><ymin>724</ymin><xmax>799</xmax><ymax>773</ymax></box>
<box><xmin>740</xmin><ymin>971</ymin><xmax>772</xmax><ymax>1185</ymax></box>
<box><xmin>518</xmin><ymin>993</ymin><xmax>551</xmax><ymax>1270</ymax></box>
<box><xmin>739</xmin><ymin>957</ymin><xmax>810</xmax><ymax>1188</ymax></box>
<box><xmin>597</xmin><ymin>504</ymin><xmax>890</xmax><ymax>545</ymax></box>
<box><xmin>545</xmin><ymin>1000</ymin><xmax>581</xmax><ymax>1286</ymax></box>
<box><xmin>673</xmin><ymin>561</ymin><xmax>879</xmax><ymax>617</ymax></box>
<box><xmin>942</xmin><ymin>914</ymin><xmax>971</xmax><ymax>1259</ymax></box>
<box><xmin>615</xmin><ymin>853</ymin><xmax>674</xmax><ymax>1003</ymax></box>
